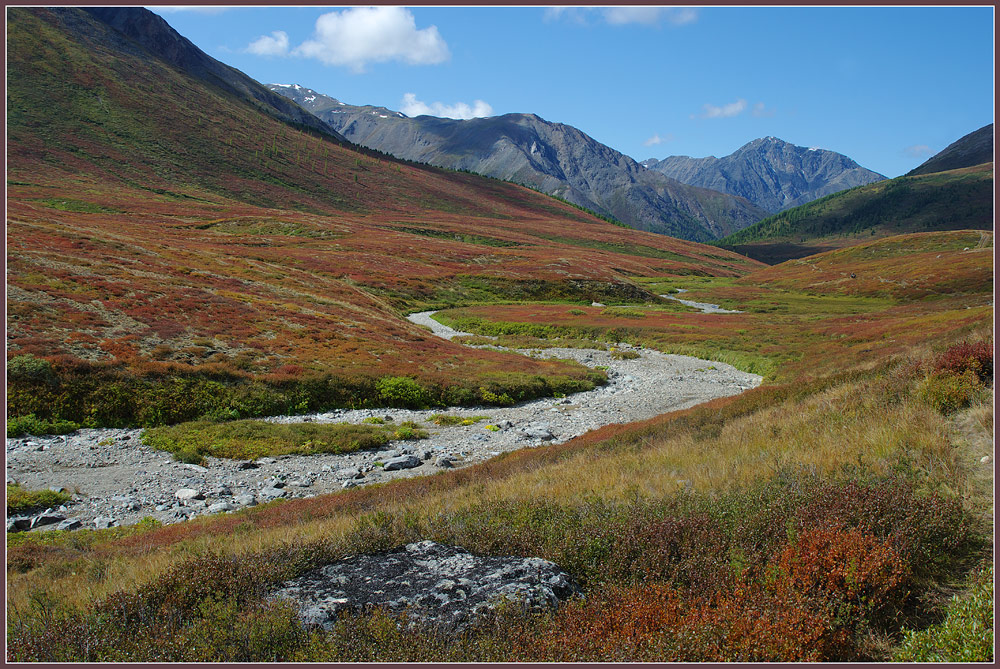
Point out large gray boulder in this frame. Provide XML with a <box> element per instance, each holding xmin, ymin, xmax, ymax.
<box><xmin>272</xmin><ymin>541</ymin><xmax>579</xmax><ymax>632</ymax></box>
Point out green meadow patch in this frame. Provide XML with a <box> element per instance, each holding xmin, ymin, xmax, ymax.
<box><xmin>6</xmin><ymin>483</ymin><xmax>72</xmax><ymax>516</ymax></box>
<box><xmin>141</xmin><ymin>419</ymin><xmax>428</xmax><ymax>463</ymax></box>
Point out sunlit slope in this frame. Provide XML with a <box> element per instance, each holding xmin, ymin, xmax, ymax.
<box><xmin>714</xmin><ymin>164</ymin><xmax>993</xmax><ymax>264</ymax></box>
<box><xmin>6</xmin><ymin>7</ymin><xmax>762</xmax><ymax>425</ymax></box>
<box><xmin>431</xmin><ymin>230</ymin><xmax>993</xmax><ymax>384</ymax></box>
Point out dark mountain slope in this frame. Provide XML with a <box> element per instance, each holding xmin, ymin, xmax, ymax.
<box><xmin>643</xmin><ymin>137</ymin><xmax>886</xmax><ymax>213</ymax></box>
<box><xmin>714</xmin><ymin>163</ymin><xmax>993</xmax><ymax>264</ymax></box>
<box><xmin>906</xmin><ymin>123</ymin><xmax>994</xmax><ymax>176</ymax></box>
<box><xmin>81</xmin><ymin>7</ymin><xmax>341</xmax><ymax>138</ymax></box>
<box><xmin>270</xmin><ymin>85</ymin><xmax>769</xmax><ymax>242</ymax></box>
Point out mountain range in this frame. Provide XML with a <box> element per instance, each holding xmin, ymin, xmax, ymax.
<box><xmin>268</xmin><ymin>84</ymin><xmax>771</xmax><ymax>242</ymax></box>
<box><xmin>715</xmin><ymin>125</ymin><xmax>994</xmax><ymax>264</ymax></box>
<box><xmin>642</xmin><ymin>137</ymin><xmax>886</xmax><ymax>213</ymax></box>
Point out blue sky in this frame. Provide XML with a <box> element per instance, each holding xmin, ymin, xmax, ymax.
<box><xmin>150</xmin><ymin>5</ymin><xmax>994</xmax><ymax>178</ymax></box>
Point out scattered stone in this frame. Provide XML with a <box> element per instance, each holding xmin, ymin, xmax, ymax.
<box><xmin>336</xmin><ymin>467</ymin><xmax>363</xmax><ymax>479</ymax></box>
<box><xmin>272</xmin><ymin>541</ymin><xmax>579</xmax><ymax>632</ymax></box>
<box><xmin>260</xmin><ymin>487</ymin><xmax>286</xmax><ymax>501</ymax></box>
<box><xmin>521</xmin><ymin>424</ymin><xmax>555</xmax><ymax>441</ymax></box>
<box><xmin>257</xmin><ymin>457</ymin><xmax>277</xmax><ymax>465</ymax></box>
<box><xmin>8</xmin><ymin>518</ymin><xmax>31</xmax><ymax>532</ymax></box>
<box><xmin>208</xmin><ymin>502</ymin><xmax>235</xmax><ymax>514</ymax></box>
<box><xmin>435</xmin><ymin>456</ymin><xmax>455</xmax><ymax>468</ymax></box>
<box><xmin>31</xmin><ymin>512</ymin><xmax>66</xmax><ymax>529</ymax></box>
<box><xmin>981</xmin><ymin>455</ymin><xmax>992</xmax><ymax>465</ymax></box>
<box><xmin>237</xmin><ymin>461</ymin><xmax>259</xmax><ymax>470</ymax></box>
<box><xmin>175</xmin><ymin>488</ymin><xmax>204</xmax><ymax>501</ymax></box>
<box><xmin>57</xmin><ymin>519</ymin><xmax>82</xmax><ymax>531</ymax></box>
<box><xmin>184</xmin><ymin>463</ymin><xmax>208</xmax><ymax>473</ymax></box>
<box><xmin>233</xmin><ymin>493</ymin><xmax>256</xmax><ymax>506</ymax></box>
<box><xmin>93</xmin><ymin>516</ymin><xmax>116</xmax><ymax>529</ymax></box>
<box><xmin>342</xmin><ymin>480</ymin><xmax>362</xmax><ymax>489</ymax></box>
<box><xmin>383</xmin><ymin>455</ymin><xmax>422</xmax><ymax>471</ymax></box>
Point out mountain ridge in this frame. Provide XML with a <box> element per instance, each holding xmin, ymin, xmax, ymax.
<box><xmin>643</xmin><ymin>136</ymin><xmax>886</xmax><ymax>213</ymax></box>
<box><xmin>269</xmin><ymin>84</ymin><xmax>770</xmax><ymax>242</ymax></box>
<box><xmin>906</xmin><ymin>123</ymin><xmax>993</xmax><ymax>176</ymax></box>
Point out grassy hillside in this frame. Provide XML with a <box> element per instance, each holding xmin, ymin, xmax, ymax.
<box><xmin>714</xmin><ymin>164</ymin><xmax>993</xmax><ymax>264</ymax></box>
<box><xmin>7</xmin><ymin>231</ymin><xmax>993</xmax><ymax>661</ymax></box>
<box><xmin>6</xmin><ymin>7</ymin><xmax>759</xmax><ymax>427</ymax></box>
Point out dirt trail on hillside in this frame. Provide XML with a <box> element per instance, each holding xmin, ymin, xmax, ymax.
<box><xmin>6</xmin><ymin>312</ymin><xmax>761</xmax><ymax>532</ymax></box>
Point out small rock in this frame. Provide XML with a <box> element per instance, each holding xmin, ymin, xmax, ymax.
<box><xmin>93</xmin><ymin>517</ymin><xmax>116</xmax><ymax>529</ymax></box>
<box><xmin>342</xmin><ymin>480</ymin><xmax>362</xmax><ymax>489</ymax></box>
<box><xmin>31</xmin><ymin>513</ymin><xmax>65</xmax><ymax>529</ymax></box>
<box><xmin>233</xmin><ymin>493</ymin><xmax>256</xmax><ymax>506</ymax></box>
<box><xmin>238</xmin><ymin>461</ymin><xmax>259</xmax><ymax>471</ymax></box>
<box><xmin>337</xmin><ymin>467</ymin><xmax>363</xmax><ymax>479</ymax></box>
<box><xmin>48</xmin><ymin>485</ymin><xmax>66</xmax><ymax>494</ymax></box>
<box><xmin>981</xmin><ymin>455</ymin><xmax>992</xmax><ymax>465</ymax></box>
<box><xmin>184</xmin><ymin>463</ymin><xmax>209</xmax><ymax>473</ymax></box>
<box><xmin>260</xmin><ymin>487</ymin><xmax>286</xmax><ymax>501</ymax></box>
<box><xmin>208</xmin><ymin>502</ymin><xmax>235</xmax><ymax>513</ymax></box>
<box><xmin>257</xmin><ymin>457</ymin><xmax>277</xmax><ymax>465</ymax></box>
<box><xmin>56</xmin><ymin>519</ymin><xmax>82</xmax><ymax>531</ymax></box>
<box><xmin>435</xmin><ymin>456</ymin><xmax>455</xmax><ymax>468</ymax></box>
<box><xmin>8</xmin><ymin>517</ymin><xmax>32</xmax><ymax>532</ymax></box>
<box><xmin>289</xmin><ymin>478</ymin><xmax>313</xmax><ymax>488</ymax></box>
<box><xmin>175</xmin><ymin>488</ymin><xmax>204</xmax><ymax>501</ymax></box>
<box><xmin>383</xmin><ymin>455</ymin><xmax>422</xmax><ymax>471</ymax></box>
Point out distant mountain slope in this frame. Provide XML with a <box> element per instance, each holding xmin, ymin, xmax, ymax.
<box><xmin>643</xmin><ymin>137</ymin><xmax>886</xmax><ymax>213</ymax></box>
<box><xmin>713</xmin><ymin>163</ymin><xmax>993</xmax><ymax>264</ymax></box>
<box><xmin>269</xmin><ymin>84</ymin><xmax>769</xmax><ymax>242</ymax></box>
<box><xmin>906</xmin><ymin>123</ymin><xmax>994</xmax><ymax>176</ymax></box>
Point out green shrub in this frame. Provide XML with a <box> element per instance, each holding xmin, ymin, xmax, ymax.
<box><xmin>141</xmin><ymin>419</ymin><xmax>427</xmax><ymax>461</ymax></box>
<box><xmin>7</xmin><ymin>483</ymin><xmax>71</xmax><ymax>515</ymax></box>
<box><xmin>6</xmin><ymin>354</ymin><xmax>55</xmax><ymax>383</ymax></box>
<box><xmin>609</xmin><ymin>348</ymin><xmax>641</xmax><ymax>360</ymax></box>
<box><xmin>375</xmin><ymin>377</ymin><xmax>430</xmax><ymax>408</ymax></box>
<box><xmin>6</xmin><ymin>414</ymin><xmax>80</xmax><ymax>438</ymax></box>
<box><xmin>362</xmin><ymin>416</ymin><xmax>385</xmax><ymax>425</ymax></box>
<box><xmin>918</xmin><ymin>370</ymin><xmax>984</xmax><ymax>414</ymax></box>
<box><xmin>894</xmin><ymin>566</ymin><xmax>993</xmax><ymax>662</ymax></box>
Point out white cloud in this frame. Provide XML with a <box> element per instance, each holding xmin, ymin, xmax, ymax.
<box><xmin>693</xmin><ymin>98</ymin><xmax>747</xmax><ymax>119</ymax></box>
<box><xmin>751</xmin><ymin>101</ymin><xmax>776</xmax><ymax>117</ymax></box>
<box><xmin>904</xmin><ymin>144</ymin><xmax>934</xmax><ymax>158</ymax></box>
<box><xmin>292</xmin><ymin>7</ymin><xmax>449</xmax><ymax>73</ymax></box>
<box><xmin>246</xmin><ymin>30</ymin><xmax>289</xmax><ymax>57</ymax></box>
<box><xmin>603</xmin><ymin>7</ymin><xmax>698</xmax><ymax>26</ymax></box>
<box><xmin>150</xmin><ymin>6</ymin><xmax>231</xmax><ymax>14</ymax></box>
<box><xmin>643</xmin><ymin>132</ymin><xmax>674</xmax><ymax>147</ymax></box>
<box><xmin>401</xmin><ymin>93</ymin><xmax>492</xmax><ymax>120</ymax></box>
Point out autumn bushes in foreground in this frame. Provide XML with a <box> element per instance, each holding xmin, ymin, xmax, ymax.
<box><xmin>918</xmin><ymin>339</ymin><xmax>993</xmax><ymax>414</ymax></box>
<box><xmin>7</xmin><ymin>473</ymin><xmax>985</xmax><ymax>662</ymax></box>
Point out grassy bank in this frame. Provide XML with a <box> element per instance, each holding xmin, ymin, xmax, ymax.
<box><xmin>6</xmin><ymin>337</ymin><xmax>992</xmax><ymax>661</ymax></box>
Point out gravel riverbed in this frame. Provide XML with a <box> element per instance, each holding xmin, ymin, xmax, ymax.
<box><xmin>6</xmin><ymin>312</ymin><xmax>761</xmax><ymax>533</ymax></box>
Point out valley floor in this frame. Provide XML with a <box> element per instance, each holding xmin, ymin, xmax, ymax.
<box><xmin>6</xmin><ymin>315</ymin><xmax>760</xmax><ymax>532</ymax></box>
